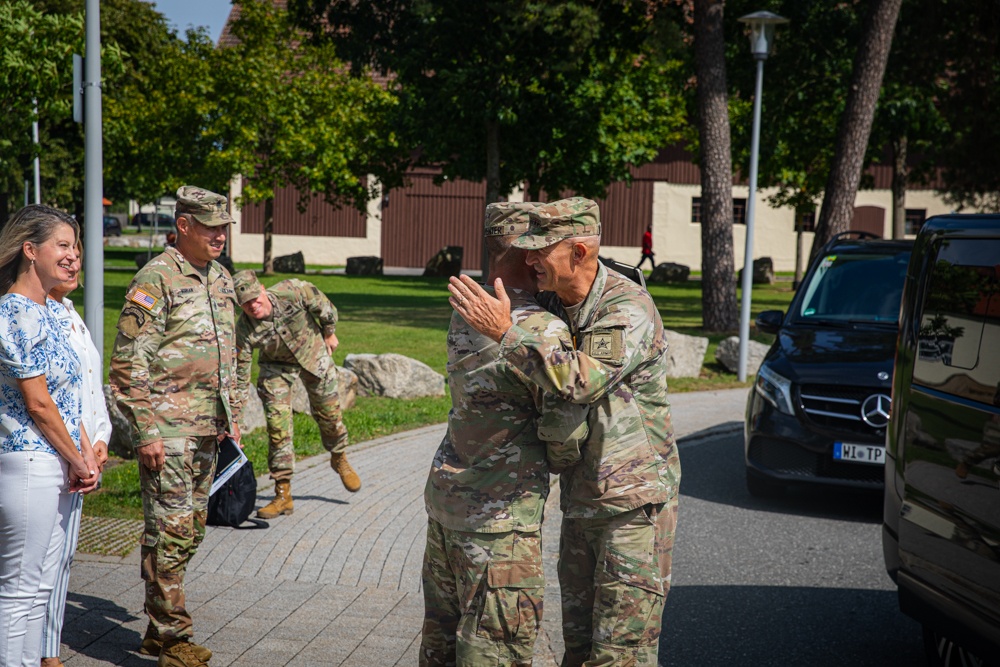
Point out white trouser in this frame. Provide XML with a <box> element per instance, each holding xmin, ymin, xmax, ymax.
<box><xmin>0</xmin><ymin>452</ymin><xmax>67</xmax><ymax>667</ymax></box>
<box><xmin>41</xmin><ymin>490</ymin><xmax>82</xmax><ymax>658</ymax></box>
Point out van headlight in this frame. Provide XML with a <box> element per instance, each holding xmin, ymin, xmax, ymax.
<box><xmin>755</xmin><ymin>364</ymin><xmax>795</xmax><ymax>415</ymax></box>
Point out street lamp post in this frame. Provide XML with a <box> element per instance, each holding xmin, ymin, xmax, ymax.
<box><xmin>736</xmin><ymin>10</ymin><xmax>788</xmax><ymax>382</ymax></box>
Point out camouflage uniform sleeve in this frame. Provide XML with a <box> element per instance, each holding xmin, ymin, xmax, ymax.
<box><xmin>300</xmin><ymin>280</ymin><xmax>338</xmax><ymax>338</ymax></box>
<box><xmin>108</xmin><ymin>271</ymin><xmax>168</xmax><ymax>448</ymax></box>
<box><xmin>510</xmin><ymin>306</ymin><xmax>589</xmax><ymax>469</ymax></box>
<box><xmin>232</xmin><ymin>318</ymin><xmax>253</xmax><ymax>428</ymax></box>
<box><xmin>537</xmin><ymin>392</ymin><xmax>588</xmax><ymax>470</ymax></box>
<box><xmin>499</xmin><ymin>293</ymin><xmax>657</xmax><ymax>405</ymax></box>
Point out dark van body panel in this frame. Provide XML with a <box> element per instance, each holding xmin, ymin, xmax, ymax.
<box><xmin>884</xmin><ymin>214</ymin><xmax>1000</xmax><ymax>662</ymax></box>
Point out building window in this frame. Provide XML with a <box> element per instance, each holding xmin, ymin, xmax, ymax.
<box><xmin>905</xmin><ymin>208</ymin><xmax>926</xmax><ymax>235</ymax></box>
<box><xmin>796</xmin><ymin>211</ymin><xmax>816</xmax><ymax>232</ymax></box>
<box><xmin>733</xmin><ymin>198</ymin><xmax>747</xmax><ymax>225</ymax></box>
<box><xmin>692</xmin><ymin>197</ymin><xmax>748</xmax><ymax>225</ymax></box>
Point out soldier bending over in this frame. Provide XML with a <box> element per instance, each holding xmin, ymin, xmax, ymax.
<box><xmin>233</xmin><ymin>270</ymin><xmax>360</xmax><ymax>521</ymax></box>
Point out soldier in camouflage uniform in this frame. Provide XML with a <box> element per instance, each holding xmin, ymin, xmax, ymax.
<box><xmin>421</xmin><ymin>202</ymin><xmax>589</xmax><ymax>667</ymax></box>
<box><xmin>110</xmin><ymin>186</ymin><xmax>240</xmax><ymax>667</ymax></box>
<box><xmin>232</xmin><ymin>270</ymin><xmax>360</xmax><ymax>520</ymax></box>
<box><xmin>450</xmin><ymin>197</ymin><xmax>680</xmax><ymax>667</ymax></box>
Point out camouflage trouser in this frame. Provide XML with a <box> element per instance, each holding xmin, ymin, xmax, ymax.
<box><xmin>559</xmin><ymin>497</ymin><xmax>679</xmax><ymax>667</ymax></box>
<box><xmin>138</xmin><ymin>435</ymin><xmax>217</xmax><ymax>642</ymax></box>
<box><xmin>257</xmin><ymin>362</ymin><xmax>348</xmax><ymax>482</ymax></box>
<box><xmin>420</xmin><ymin>518</ymin><xmax>544</xmax><ymax>667</ymax></box>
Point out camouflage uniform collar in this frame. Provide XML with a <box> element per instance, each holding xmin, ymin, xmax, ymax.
<box><xmin>164</xmin><ymin>245</ymin><xmax>223</xmax><ymax>282</ymax></box>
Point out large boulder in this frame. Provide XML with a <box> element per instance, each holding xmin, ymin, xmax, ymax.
<box><xmin>273</xmin><ymin>251</ymin><xmax>306</xmax><ymax>274</ymax></box>
<box><xmin>663</xmin><ymin>330</ymin><xmax>709</xmax><ymax>379</ymax></box>
<box><xmin>423</xmin><ymin>246</ymin><xmax>463</xmax><ymax>278</ymax></box>
<box><xmin>648</xmin><ymin>262</ymin><xmax>691</xmax><ymax>283</ymax></box>
<box><xmin>737</xmin><ymin>257</ymin><xmax>775</xmax><ymax>285</ymax></box>
<box><xmin>346</xmin><ymin>256</ymin><xmax>384</xmax><ymax>276</ymax></box>
<box><xmin>344</xmin><ymin>353</ymin><xmax>445</xmax><ymax>399</ymax></box>
<box><xmin>715</xmin><ymin>335</ymin><xmax>771</xmax><ymax>376</ymax></box>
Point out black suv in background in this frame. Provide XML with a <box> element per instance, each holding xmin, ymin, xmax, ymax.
<box><xmin>744</xmin><ymin>232</ymin><xmax>913</xmax><ymax>497</ymax></box>
<box><xmin>883</xmin><ymin>215</ymin><xmax>1000</xmax><ymax>666</ymax></box>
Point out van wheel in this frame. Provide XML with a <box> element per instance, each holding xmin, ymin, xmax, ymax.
<box><xmin>922</xmin><ymin>625</ymin><xmax>987</xmax><ymax>667</ymax></box>
<box><xmin>746</xmin><ymin>470</ymin><xmax>784</xmax><ymax>499</ymax></box>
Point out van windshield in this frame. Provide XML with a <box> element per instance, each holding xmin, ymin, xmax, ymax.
<box><xmin>793</xmin><ymin>252</ymin><xmax>911</xmax><ymax>325</ymax></box>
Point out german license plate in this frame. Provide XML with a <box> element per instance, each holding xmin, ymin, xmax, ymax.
<box><xmin>833</xmin><ymin>442</ymin><xmax>885</xmax><ymax>465</ymax></box>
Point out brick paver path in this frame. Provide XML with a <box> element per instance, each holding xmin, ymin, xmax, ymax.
<box><xmin>61</xmin><ymin>388</ymin><xmax>747</xmax><ymax>666</ymax></box>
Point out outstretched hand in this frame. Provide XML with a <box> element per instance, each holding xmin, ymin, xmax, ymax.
<box><xmin>448</xmin><ymin>275</ymin><xmax>512</xmax><ymax>342</ymax></box>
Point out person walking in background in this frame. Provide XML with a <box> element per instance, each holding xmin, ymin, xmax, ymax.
<box><xmin>232</xmin><ymin>270</ymin><xmax>360</xmax><ymax>521</ymax></box>
<box><xmin>41</xmin><ymin>241</ymin><xmax>112</xmax><ymax>667</ymax></box>
<box><xmin>421</xmin><ymin>202</ymin><xmax>588</xmax><ymax>666</ymax></box>
<box><xmin>451</xmin><ymin>197</ymin><xmax>680</xmax><ymax>667</ymax></box>
<box><xmin>0</xmin><ymin>205</ymin><xmax>99</xmax><ymax>667</ymax></box>
<box><xmin>637</xmin><ymin>224</ymin><xmax>655</xmax><ymax>270</ymax></box>
<box><xmin>110</xmin><ymin>186</ymin><xmax>240</xmax><ymax>667</ymax></box>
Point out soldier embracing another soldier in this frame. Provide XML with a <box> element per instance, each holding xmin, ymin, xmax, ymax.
<box><xmin>449</xmin><ymin>197</ymin><xmax>681</xmax><ymax>667</ymax></box>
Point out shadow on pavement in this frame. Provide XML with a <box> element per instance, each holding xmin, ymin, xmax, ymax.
<box><xmin>61</xmin><ymin>592</ymin><xmax>144</xmax><ymax>664</ymax></box>
<box><xmin>659</xmin><ymin>584</ymin><xmax>922</xmax><ymax>666</ymax></box>
<box><xmin>678</xmin><ymin>433</ymin><xmax>883</xmax><ymax>524</ymax></box>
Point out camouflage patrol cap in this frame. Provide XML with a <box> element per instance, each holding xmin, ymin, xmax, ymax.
<box><xmin>512</xmin><ymin>196</ymin><xmax>601</xmax><ymax>250</ymax></box>
<box><xmin>484</xmin><ymin>201</ymin><xmax>538</xmax><ymax>237</ymax></box>
<box><xmin>232</xmin><ymin>270</ymin><xmax>263</xmax><ymax>304</ymax></box>
<box><xmin>175</xmin><ymin>185</ymin><xmax>234</xmax><ymax>227</ymax></box>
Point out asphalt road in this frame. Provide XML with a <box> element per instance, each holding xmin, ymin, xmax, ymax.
<box><xmin>660</xmin><ymin>433</ymin><xmax>925</xmax><ymax>666</ymax></box>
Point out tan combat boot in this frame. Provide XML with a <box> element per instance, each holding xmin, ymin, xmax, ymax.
<box><xmin>139</xmin><ymin>624</ymin><xmax>212</xmax><ymax>661</ymax></box>
<box><xmin>330</xmin><ymin>452</ymin><xmax>361</xmax><ymax>492</ymax></box>
<box><xmin>157</xmin><ymin>640</ymin><xmax>209</xmax><ymax>667</ymax></box>
<box><xmin>256</xmin><ymin>480</ymin><xmax>293</xmax><ymax>519</ymax></box>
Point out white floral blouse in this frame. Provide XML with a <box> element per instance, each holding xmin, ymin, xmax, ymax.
<box><xmin>0</xmin><ymin>293</ymin><xmax>82</xmax><ymax>455</ymax></box>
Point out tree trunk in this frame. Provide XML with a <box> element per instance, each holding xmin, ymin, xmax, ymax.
<box><xmin>891</xmin><ymin>134</ymin><xmax>907</xmax><ymax>239</ymax></box>
<box><xmin>483</xmin><ymin>119</ymin><xmax>501</xmax><ymax>273</ymax></box>
<box><xmin>262</xmin><ymin>196</ymin><xmax>274</xmax><ymax>275</ymax></box>
<box><xmin>693</xmin><ymin>0</ymin><xmax>738</xmax><ymax>332</ymax></box>
<box><xmin>810</xmin><ymin>0</ymin><xmax>903</xmax><ymax>257</ymax></box>
<box><xmin>0</xmin><ymin>190</ymin><xmax>8</xmax><ymax>226</ymax></box>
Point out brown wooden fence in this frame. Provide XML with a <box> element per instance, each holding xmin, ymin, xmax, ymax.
<box><xmin>240</xmin><ymin>182</ymin><xmax>367</xmax><ymax>238</ymax></box>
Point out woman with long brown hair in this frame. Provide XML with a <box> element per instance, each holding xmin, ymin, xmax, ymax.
<box><xmin>0</xmin><ymin>205</ymin><xmax>99</xmax><ymax>666</ymax></box>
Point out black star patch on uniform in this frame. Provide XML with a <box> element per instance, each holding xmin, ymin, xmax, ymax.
<box><xmin>585</xmin><ymin>328</ymin><xmax>624</xmax><ymax>362</ymax></box>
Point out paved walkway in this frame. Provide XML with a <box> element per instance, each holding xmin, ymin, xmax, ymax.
<box><xmin>61</xmin><ymin>388</ymin><xmax>749</xmax><ymax>666</ymax></box>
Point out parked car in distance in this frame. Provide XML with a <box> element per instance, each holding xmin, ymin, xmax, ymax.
<box><xmin>103</xmin><ymin>215</ymin><xmax>122</xmax><ymax>236</ymax></box>
<box><xmin>131</xmin><ymin>212</ymin><xmax>174</xmax><ymax>230</ymax></box>
<box><xmin>883</xmin><ymin>214</ymin><xmax>1000</xmax><ymax>667</ymax></box>
<box><xmin>744</xmin><ymin>231</ymin><xmax>913</xmax><ymax>498</ymax></box>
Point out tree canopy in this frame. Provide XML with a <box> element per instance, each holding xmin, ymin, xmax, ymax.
<box><xmin>212</xmin><ymin>0</ymin><xmax>403</xmax><ymax>272</ymax></box>
<box><xmin>290</xmin><ymin>0</ymin><xmax>688</xmax><ymax>205</ymax></box>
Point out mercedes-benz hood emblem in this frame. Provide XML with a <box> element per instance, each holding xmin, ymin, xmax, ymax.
<box><xmin>861</xmin><ymin>393</ymin><xmax>891</xmax><ymax>428</ymax></box>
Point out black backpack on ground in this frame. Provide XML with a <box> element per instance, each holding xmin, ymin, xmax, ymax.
<box><xmin>207</xmin><ymin>461</ymin><xmax>268</xmax><ymax>529</ymax></box>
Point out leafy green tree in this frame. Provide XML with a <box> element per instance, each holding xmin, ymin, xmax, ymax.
<box><xmin>11</xmin><ymin>0</ymin><xmax>219</xmax><ymax>223</ymax></box>
<box><xmin>213</xmin><ymin>0</ymin><xmax>402</xmax><ymax>274</ymax></box>
<box><xmin>0</xmin><ymin>1</ymin><xmax>82</xmax><ymax>217</ymax></box>
<box><xmin>291</xmin><ymin>0</ymin><xmax>688</xmax><ymax>268</ymax></box>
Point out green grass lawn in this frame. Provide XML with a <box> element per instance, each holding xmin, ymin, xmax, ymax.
<box><xmin>79</xmin><ymin>261</ymin><xmax>794</xmax><ymax>520</ymax></box>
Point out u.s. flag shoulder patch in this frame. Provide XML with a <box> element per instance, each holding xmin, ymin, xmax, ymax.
<box><xmin>130</xmin><ymin>288</ymin><xmax>158</xmax><ymax>311</ymax></box>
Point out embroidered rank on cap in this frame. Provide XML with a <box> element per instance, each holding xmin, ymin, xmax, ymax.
<box><xmin>130</xmin><ymin>288</ymin><xmax>158</xmax><ymax>311</ymax></box>
<box><xmin>586</xmin><ymin>328</ymin><xmax>624</xmax><ymax>361</ymax></box>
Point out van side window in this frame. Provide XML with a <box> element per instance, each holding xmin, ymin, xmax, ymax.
<box><xmin>913</xmin><ymin>239</ymin><xmax>1000</xmax><ymax>406</ymax></box>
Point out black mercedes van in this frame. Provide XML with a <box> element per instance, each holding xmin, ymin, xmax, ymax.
<box><xmin>883</xmin><ymin>214</ymin><xmax>1000</xmax><ymax>667</ymax></box>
